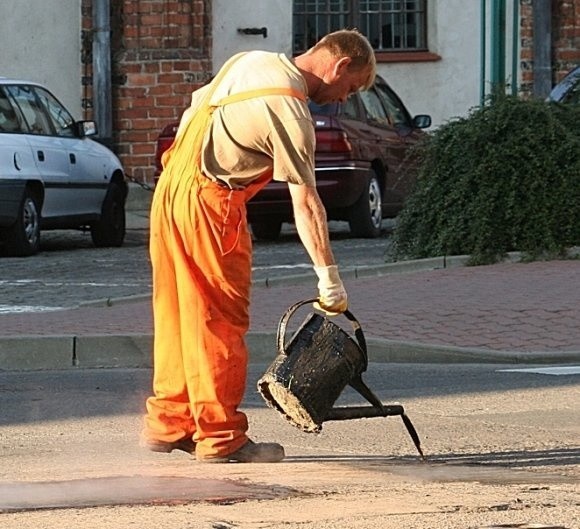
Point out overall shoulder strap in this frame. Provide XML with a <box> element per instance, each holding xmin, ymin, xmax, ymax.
<box><xmin>199</xmin><ymin>52</ymin><xmax>247</xmax><ymax>106</ymax></box>
<box><xmin>215</xmin><ymin>87</ymin><xmax>307</xmax><ymax>107</ymax></box>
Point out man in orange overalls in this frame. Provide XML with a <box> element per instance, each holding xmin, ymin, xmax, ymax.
<box><xmin>142</xmin><ymin>30</ymin><xmax>376</xmax><ymax>463</ymax></box>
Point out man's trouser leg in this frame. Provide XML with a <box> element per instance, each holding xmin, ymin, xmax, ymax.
<box><xmin>143</xmin><ymin>185</ymin><xmax>195</xmax><ymax>443</ymax></box>
<box><xmin>144</xmin><ymin>177</ymin><xmax>251</xmax><ymax>459</ymax></box>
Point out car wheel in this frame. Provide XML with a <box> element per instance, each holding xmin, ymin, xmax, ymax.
<box><xmin>348</xmin><ymin>171</ymin><xmax>382</xmax><ymax>238</ymax></box>
<box><xmin>91</xmin><ymin>183</ymin><xmax>126</xmax><ymax>247</ymax></box>
<box><xmin>251</xmin><ymin>220</ymin><xmax>283</xmax><ymax>241</ymax></box>
<box><xmin>3</xmin><ymin>189</ymin><xmax>41</xmax><ymax>256</ymax></box>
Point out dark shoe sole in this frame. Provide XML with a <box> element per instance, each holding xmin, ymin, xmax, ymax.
<box><xmin>196</xmin><ymin>440</ymin><xmax>285</xmax><ymax>463</ymax></box>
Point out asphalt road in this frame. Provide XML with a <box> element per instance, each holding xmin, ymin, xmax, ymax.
<box><xmin>0</xmin><ymin>363</ymin><xmax>578</xmax><ymax>528</ymax></box>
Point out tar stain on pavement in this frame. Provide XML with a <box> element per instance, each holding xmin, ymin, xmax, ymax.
<box><xmin>0</xmin><ymin>475</ymin><xmax>300</xmax><ymax>512</ymax></box>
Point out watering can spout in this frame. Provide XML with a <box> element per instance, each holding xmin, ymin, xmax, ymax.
<box><xmin>348</xmin><ymin>374</ymin><xmax>385</xmax><ymax>411</ymax></box>
<box><xmin>326</xmin><ymin>375</ymin><xmax>425</xmax><ymax>460</ymax></box>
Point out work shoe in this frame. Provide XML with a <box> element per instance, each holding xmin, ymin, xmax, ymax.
<box><xmin>143</xmin><ymin>437</ymin><xmax>196</xmax><ymax>454</ymax></box>
<box><xmin>197</xmin><ymin>440</ymin><xmax>285</xmax><ymax>463</ymax></box>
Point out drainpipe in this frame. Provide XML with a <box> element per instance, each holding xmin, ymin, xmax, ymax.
<box><xmin>480</xmin><ymin>0</ymin><xmax>487</xmax><ymax>105</ymax></box>
<box><xmin>533</xmin><ymin>0</ymin><xmax>552</xmax><ymax>98</ymax></box>
<box><xmin>490</xmin><ymin>0</ymin><xmax>507</xmax><ymax>92</ymax></box>
<box><xmin>511</xmin><ymin>0</ymin><xmax>519</xmax><ymax>95</ymax></box>
<box><xmin>92</xmin><ymin>0</ymin><xmax>113</xmax><ymax>147</ymax></box>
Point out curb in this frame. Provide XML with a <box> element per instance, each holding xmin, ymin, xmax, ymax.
<box><xmin>1</xmin><ymin>332</ymin><xmax>579</xmax><ymax>372</ymax></box>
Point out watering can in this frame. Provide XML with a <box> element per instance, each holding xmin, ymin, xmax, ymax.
<box><xmin>258</xmin><ymin>299</ymin><xmax>425</xmax><ymax>459</ymax></box>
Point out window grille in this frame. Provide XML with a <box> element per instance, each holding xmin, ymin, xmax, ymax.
<box><xmin>293</xmin><ymin>0</ymin><xmax>427</xmax><ymax>53</ymax></box>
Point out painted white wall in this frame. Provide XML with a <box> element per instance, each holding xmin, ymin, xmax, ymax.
<box><xmin>212</xmin><ymin>0</ymin><xmax>293</xmax><ymax>72</ymax></box>
<box><xmin>0</xmin><ymin>0</ymin><xmax>82</xmax><ymax>117</ymax></box>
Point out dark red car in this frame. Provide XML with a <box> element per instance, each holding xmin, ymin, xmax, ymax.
<box><xmin>155</xmin><ymin>75</ymin><xmax>431</xmax><ymax>239</ymax></box>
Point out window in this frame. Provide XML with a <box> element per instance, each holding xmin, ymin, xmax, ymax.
<box><xmin>359</xmin><ymin>87</ymin><xmax>390</xmax><ymax>126</ymax></box>
<box><xmin>0</xmin><ymin>88</ymin><xmax>22</xmax><ymax>133</ymax></box>
<box><xmin>561</xmin><ymin>76</ymin><xmax>580</xmax><ymax>104</ymax></box>
<box><xmin>293</xmin><ymin>0</ymin><xmax>427</xmax><ymax>53</ymax></box>
<box><xmin>374</xmin><ymin>82</ymin><xmax>412</xmax><ymax>126</ymax></box>
<box><xmin>6</xmin><ymin>85</ymin><xmax>53</xmax><ymax>135</ymax></box>
<box><xmin>35</xmin><ymin>87</ymin><xmax>76</xmax><ymax>137</ymax></box>
<box><xmin>341</xmin><ymin>95</ymin><xmax>361</xmax><ymax>119</ymax></box>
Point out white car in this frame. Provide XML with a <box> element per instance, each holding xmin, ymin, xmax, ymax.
<box><xmin>0</xmin><ymin>78</ymin><xmax>127</xmax><ymax>256</ymax></box>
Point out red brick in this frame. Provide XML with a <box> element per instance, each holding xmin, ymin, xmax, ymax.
<box><xmin>557</xmin><ymin>49</ymin><xmax>580</xmax><ymax>60</ymax></box>
<box><xmin>154</xmin><ymin>95</ymin><xmax>189</xmax><ymax>107</ymax></box>
<box><xmin>150</xmin><ymin>106</ymin><xmax>180</xmax><ymax>118</ymax></box>
<box><xmin>158</xmin><ymin>73</ymin><xmax>186</xmax><ymax>84</ymax></box>
<box><xmin>127</xmin><ymin>73</ymin><xmax>157</xmax><ymax>86</ymax></box>
<box><xmin>131</xmin><ymin>143</ymin><xmax>156</xmax><ymax>155</ymax></box>
<box><xmin>148</xmin><ymin>84</ymin><xmax>174</xmax><ymax>96</ymax></box>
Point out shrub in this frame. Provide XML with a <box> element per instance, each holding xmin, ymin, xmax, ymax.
<box><xmin>391</xmin><ymin>94</ymin><xmax>580</xmax><ymax>265</ymax></box>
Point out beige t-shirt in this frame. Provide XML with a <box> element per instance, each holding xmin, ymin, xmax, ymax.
<box><xmin>177</xmin><ymin>51</ymin><xmax>315</xmax><ymax>188</ymax></box>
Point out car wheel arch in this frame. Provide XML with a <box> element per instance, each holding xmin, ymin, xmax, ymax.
<box><xmin>109</xmin><ymin>170</ymin><xmax>128</xmax><ymax>199</ymax></box>
<box><xmin>91</xmin><ymin>180</ymin><xmax>126</xmax><ymax>247</ymax></box>
<box><xmin>370</xmin><ymin>159</ymin><xmax>387</xmax><ymax>197</ymax></box>
<box><xmin>25</xmin><ymin>181</ymin><xmax>45</xmax><ymax>212</ymax></box>
<box><xmin>1</xmin><ymin>186</ymin><xmax>42</xmax><ymax>256</ymax></box>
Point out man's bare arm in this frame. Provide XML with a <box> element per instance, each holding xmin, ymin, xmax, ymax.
<box><xmin>288</xmin><ymin>182</ymin><xmax>335</xmax><ymax>266</ymax></box>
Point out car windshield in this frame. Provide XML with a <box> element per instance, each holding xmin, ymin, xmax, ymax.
<box><xmin>308</xmin><ymin>95</ymin><xmax>361</xmax><ymax>120</ymax></box>
<box><xmin>308</xmin><ymin>101</ymin><xmax>340</xmax><ymax>115</ymax></box>
<box><xmin>549</xmin><ymin>66</ymin><xmax>580</xmax><ymax>103</ymax></box>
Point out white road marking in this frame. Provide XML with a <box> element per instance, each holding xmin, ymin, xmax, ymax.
<box><xmin>252</xmin><ymin>264</ymin><xmax>311</xmax><ymax>271</ymax></box>
<box><xmin>0</xmin><ymin>305</ymin><xmax>66</xmax><ymax>314</ymax></box>
<box><xmin>497</xmin><ymin>366</ymin><xmax>580</xmax><ymax>376</ymax></box>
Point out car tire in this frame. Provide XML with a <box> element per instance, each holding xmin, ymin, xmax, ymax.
<box><xmin>90</xmin><ymin>183</ymin><xmax>126</xmax><ymax>247</ymax></box>
<box><xmin>251</xmin><ymin>220</ymin><xmax>283</xmax><ymax>241</ymax></box>
<box><xmin>348</xmin><ymin>171</ymin><xmax>382</xmax><ymax>238</ymax></box>
<box><xmin>2</xmin><ymin>188</ymin><xmax>41</xmax><ymax>256</ymax></box>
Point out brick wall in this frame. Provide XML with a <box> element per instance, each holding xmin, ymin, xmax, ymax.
<box><xmin>520</xmin><ymin>0</ymin><xmax>580</xmax><ymax>95</ymax></box>
<box><xmin>552</xmin><ymin>0</ymin><xmax>580</xmax><ymax>81</ymax></box>
<box><xmin>81</xmin><ymin>0</ymin><xmax>212</xmax><ymax>184</ymax></box>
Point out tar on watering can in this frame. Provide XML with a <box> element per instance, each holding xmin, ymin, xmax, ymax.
<box><xmin>258</xmin><ymin>299</ymin><xmax>424</xmax><ymax>458</ymax></box>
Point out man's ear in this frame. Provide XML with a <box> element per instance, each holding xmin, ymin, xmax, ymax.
<box><xmin>333</xmin><ymin>56</ymin><xmax>352</xmax><ymax>78</ymax></box>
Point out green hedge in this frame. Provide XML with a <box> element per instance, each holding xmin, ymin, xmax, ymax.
<box><xmin>391</xmin><ymin>94</ymin><xmax>580</xmax><ymax>265</ymax></box>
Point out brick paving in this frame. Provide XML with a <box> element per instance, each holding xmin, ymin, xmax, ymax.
<box><xmin>1</xmin><ymin>259</ymin><xmax>579</xmax><ymax>355</ymax></box>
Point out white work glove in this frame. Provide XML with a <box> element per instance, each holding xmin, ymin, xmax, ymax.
<box><xmin>313</xmin><ymin>265</ymin><xmax>348</xmax><ymax>316</ymax></box>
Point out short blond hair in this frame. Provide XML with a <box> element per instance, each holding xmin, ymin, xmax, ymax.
<box><xmin>311</xmin><ymin>29</ymin><xmax>376</xmax><ymax>89</ymax></box>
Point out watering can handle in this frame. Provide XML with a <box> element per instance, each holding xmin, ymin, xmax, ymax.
<box><xmin>276</xmin><ymin>298</ymin><xmax>368</xmax><ymax>368</ymax></box>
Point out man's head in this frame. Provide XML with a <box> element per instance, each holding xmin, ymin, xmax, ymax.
<box><xmin>296</xmin><ymin>29</ymin><xmax>376</xmax><ymax>105</ymax></box>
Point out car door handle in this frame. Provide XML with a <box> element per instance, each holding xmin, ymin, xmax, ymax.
<box><xmin>69</xmin><ymin>153</ymin><xmax>76</xmax><ymax>164</ymax></box>
<box><xmin>37</xmin><ymin>150</ymin><xmax>45</xmax><ymax>162</ymax></box>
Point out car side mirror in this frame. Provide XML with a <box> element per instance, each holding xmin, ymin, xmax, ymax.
<box><xmin>76</xmin><ymin>120</ymin><xmax>98</xmax><ymax>137</ymax></box>
<box><xmin>412</xmin><ymin>115</ymin><xmax>432</xmax><ymax>129</ymax></box>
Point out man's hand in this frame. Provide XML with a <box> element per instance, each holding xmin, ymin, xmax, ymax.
<box><xmin>314</xmin><ymin>265</ymin><xmax>348</xmax><ymax>315</ymax></box>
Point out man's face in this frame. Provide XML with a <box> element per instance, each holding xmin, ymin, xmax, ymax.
<box><xmin>310</xmin><ymin>58</ymin><xmax>373</xmax><ymax>106</ymax></box>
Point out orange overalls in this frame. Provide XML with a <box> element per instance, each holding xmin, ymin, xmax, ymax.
<box><xmin>143</xmin><ymin>64</ymin><xmax>306</xmax><ymax>459</ymax></box>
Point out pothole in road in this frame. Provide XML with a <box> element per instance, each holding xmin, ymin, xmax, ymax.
<box><xmin>0</xmin><ymin>475</ymin><xmax>299</xmax><ymax>512</ymax></box>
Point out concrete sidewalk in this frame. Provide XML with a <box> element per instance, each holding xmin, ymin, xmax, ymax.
<box><xmin>1</xmin><ymin>256</ymin><xmax>579</xmax><ymax>370</ymax></box>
